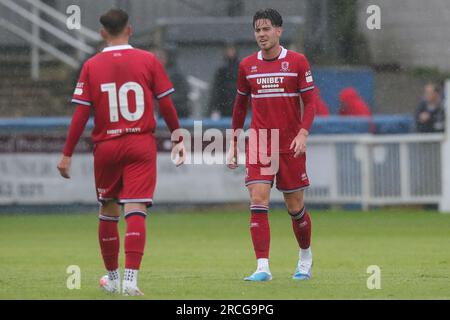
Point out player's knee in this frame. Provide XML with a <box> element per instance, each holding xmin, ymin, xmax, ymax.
<box><xmin>287</xmin><ymin>205</ymin><xmax>304</xmax><ymax>213</ymax></box>
<box><xmin>285</xmin><ymin>198</ymin><xmax>304</xmax><ymax>213</ymax></box>
<box><xmin>250</xmin><ymin>194</ymin><xmax>270</xmax><ymax>207</ymax></box>
<box><xmin>124</xmin><ymin>203</ymin><xmax>147</xmax><ymax>215</ymax></box>
<box><xmin>100</xmin><ymin>200</ymin><xmax>121</xmax><ymax>217</ymax></box>
<box><xmin>248</xmin><ymin>184</ymin><xmax>271</xmax><ymax>206</ymax></box>
<box><xmin>284</xmin><ymin>191</ymin><xmax>305</xmax><ymax>213</ymax></box>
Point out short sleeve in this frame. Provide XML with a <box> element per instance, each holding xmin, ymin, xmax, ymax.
<box><xmin>71</xmin><ymin>63</ymin><xmax>92</xmax><ymax>106</ymax></box>
<box><xmin>151</xmin><ymin>57</ymin><xmax>175</xmax><ymax>100</ymax></box>
<box><xmin>237</xmin><ymin>62</ymin><xmax>250</xmax><ymax>96</ymax></box>
<box><xmin>297</xmin><ymin>55</ymin><xmax>315</xmax><ymax>94</ymax></box>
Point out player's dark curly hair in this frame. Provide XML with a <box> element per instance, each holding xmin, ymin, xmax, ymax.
<box><xmin>253</xmin><ymin>8</ymin><xmax>283</xmax><ymax>29</ymax></box>
<box><xmin>100</xmin><ymin>8</ymin><xmax>129</xmax><ymax>36</ymax></box>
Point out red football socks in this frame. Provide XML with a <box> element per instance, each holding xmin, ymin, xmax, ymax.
<box><xmin>250</xmin><ymin>205</ymin><xmax>270</xmax><ymax>259</ymax></box>
<box><xmin>290</xmin><ymin>208</ymin><xmax>312</xmax><ymax>249</ymax></box>
<box><xmin>124</xmin><ymin>211</ymin><xmax>147</xmax><ymax>270</ymax></box>
<box><xmin>98</xmin><ymin>214</ymin><xmax>120</xmax><ymax>271</ymax></box>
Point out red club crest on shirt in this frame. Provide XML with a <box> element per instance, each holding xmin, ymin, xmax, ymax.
<box><xmin>281</xmin><ymin>61</ymin><xmax>290</xmax><ymax>72</ymax></box>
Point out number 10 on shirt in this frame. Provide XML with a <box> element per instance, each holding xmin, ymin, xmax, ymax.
<box><xmin>101</xmin><ymin>82</ymin><xmax>145</xmax><ymax>122</ymax></box>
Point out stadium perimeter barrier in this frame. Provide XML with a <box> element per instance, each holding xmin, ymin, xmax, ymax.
<box><xmin>0</xmin><ymin>112</ymin><xmax>449</xmax><ymax>212</ymax></box>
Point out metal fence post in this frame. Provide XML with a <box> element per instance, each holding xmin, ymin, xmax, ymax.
<box><xmin>360</xmin><ymin>141</ymin><xmax>371</xmax><ymax>211</ymax></box>
<box><xmin>31</xmin><ymin>4</ymin><xmax>40</xmax><ymax>80</ymax></box>
<box><xmin>439</xmin><ymin>79</ymin><xmax>450</xmax><ymax>213</ymax></box>
<box><xmin>330</xmin><ymin>142</ymin><xmax>339</xmax><ymax>202</ymax></box>
<box><xmin>399</xmin><ymin>142</ymin><xmax>410</xmax><ymax>202</ymax></box>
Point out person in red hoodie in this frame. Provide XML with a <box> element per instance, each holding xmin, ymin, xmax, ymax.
<box><xmin>338</xmin><ymin>87</ymin><xmax>372</xmax><ymax>117</ymax></box>
<box><xmin>315</xmin><ymin>88</ymin><xmax>331</xmax><ymax>117</ymax></box>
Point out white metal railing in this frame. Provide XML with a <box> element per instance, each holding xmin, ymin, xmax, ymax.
<box><xmin>0</xmin><ymin>17</ymin><xmax>79</xmax><ymax>68</ymax></box>
<box><xmin>0</xmin><ymin>133</ymin><xmax>444</xmax><ymax>207</ymax></box>
<box><xmin>305</xmin><ymin>134</ymin><xmax>444</xmax><ymax>210</ymax></box>
<box><xmin>0</xmin><ymin>0</ymin><xmax>101</xmax><ymax>78</ymax></box>
<box><xmin>438</xmin><ymin>80</ymin><xmax>450</xmax><ymax>212</ymax></box>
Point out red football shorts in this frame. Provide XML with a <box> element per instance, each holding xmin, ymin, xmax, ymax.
<box><xmin>245</xmin><ymin>148</ymin><xmax>310</xmax><ymax>193</ymax></box>
<box><xmin>93</xmin><ymin>133</ymin><xmax>156</xmax><ymax>206</ymax></box>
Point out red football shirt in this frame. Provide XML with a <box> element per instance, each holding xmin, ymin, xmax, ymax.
<box><xmin>72</xmin><ymin>44</ymin><xmax>174</xmax><ymax>143</ymax></box>
<box><xmin>237</xmin><ymin>46</ymin><xmax>315</xmax><ymax>153</ymax></box>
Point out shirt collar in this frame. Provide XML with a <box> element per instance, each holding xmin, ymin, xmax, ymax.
<box><xmin>102</xmin><ymin>44</ymin><xmax>133</xmax><ymax>52</ymax></box>
<box><xmin>257</xmin><ymin>46</ymin><xmax>287</xmax><ymax>61</ymax></box>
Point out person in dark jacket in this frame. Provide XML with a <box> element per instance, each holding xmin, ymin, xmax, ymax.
<box><xmin>208</xmin><ymin>44</ymin><xmax>240</xmax><ymax>118</ymax></box>
<box><xmin>153</xmin><ymin>47</ymin><xmax>191</xmax><ymax>118</ymax></box>
<box><xmin>415</xmin><ymin>83</ymin><xmax>445</xmax><ymax>133</ymax></box>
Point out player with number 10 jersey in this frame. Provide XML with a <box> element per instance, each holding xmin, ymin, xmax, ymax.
<box><xmin>58</xmin><ymin>8</ymin><xmax>185</xmax><ymax>296</ymax></box>
<box><xmin>71</xmin><ymin>45</ymin><xmax>179</xmax><ymax>204</ymax></box>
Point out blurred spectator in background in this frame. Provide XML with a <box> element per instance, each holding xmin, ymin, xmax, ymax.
<box><xmin>314</xmin><ymin>87</ymin><xmax>330</xmax><ymax>117</ymax></box>
<box><xmin>208</xmin><ymin>44</ymin><xmax>239</xmax><ymax>118</ymax></box>
<box><xmin>152</xmin><ymin>46</ymin><xmax>191</xmax><ymax>118</ymax></box>
<box><xmin>415</xmin><ymin>83</ymin><xmax>445</xmax><ymax>133</ymax></box>
<box><xmin>337</xmin><ymin>87</ymin><xmax>372</xmax><ymax>117</ymax></box>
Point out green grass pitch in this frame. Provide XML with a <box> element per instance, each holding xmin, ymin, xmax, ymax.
<box><xmin>0</xmin><ymin>208</ymin><xmax>449</xmax><ymax>299</ymax></box>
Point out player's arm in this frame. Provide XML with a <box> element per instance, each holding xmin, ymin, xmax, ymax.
<box><xmin>150</xmin><ymin>55</ymin><xmax>186</xmax><ymax>167</ymax></box>
<box><xmin>291</xmin><ymin>89</ymin><xmax>316</xmax><ymax>157</ymax></box>
<box><xmin>157</xmin><ymin>95</ymin><xmax>185</xmax><ymax>167</ymax></box>
<box><xmin>57</xmin><ymin>105</ymin><xmax>90</xmax><ymax>179</ymax></box>
<box><xmin>291</xmin><ymin>56</ymin><xmax>316</xmax><ymax>158</ymax></box>
<box><xmin>228</xmin><ymin>62</ymin><xmax>250</xmax><ymax>169</ymax></box>
<box><xmin>231</xmin><ymin>93</ymin><xmax>250</xmax><ymax>138</ymax></box>
<box><xmin>299</xmin><ymin>88</ymin><xmax>316</xmax><ymax>134</ymax></box>
<box><xmin>58</xmin><ymin>62</ymin><xmax>92</xmax><ymax>179</ymax></box>
<box><xmin>227</xmin><ymin>93</ymin><xmax>250</xmax><ymax>168</ymax></box>
<box><xmin>159</xmin><ymin>95</ymin><xmax>180</xmax><ymax>133</ymax></box>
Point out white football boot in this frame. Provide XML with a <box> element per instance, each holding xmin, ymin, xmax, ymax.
<box><xmin>293</xmin><ymin>248</ymin><xmax>313</xmax><ymax>281</ymax></box>
<box><xmin>122</xmin><ymin>282</ymin><xmax>144</xmax><ymax>296</ymax></box>
<box><xmin>99</xmin><ymin>275</ymin><xmax>121</xmax><ymax>294</ymax></box>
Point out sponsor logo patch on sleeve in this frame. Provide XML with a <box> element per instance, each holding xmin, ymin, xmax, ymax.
<box><xmin>305</xmin><ymin>71</ymin><xmax>313</xmax><ymax>83</ymax></box>
<box><xmin>74</xmin><ymin>82</ymin><xmax>84</xmax><ymax>95</ymax></box>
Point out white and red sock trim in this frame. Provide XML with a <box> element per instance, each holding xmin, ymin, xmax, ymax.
<box><xmin>289</xmin><ymin>207</ymin><xmax>306</xmax><ymax>221</ymax></box>
<box><xmin>99</xmin><ymin>214</ymin><xmax>120</xmax><ymax>222</ymax></box>
<box><xmin>124</xmin><ymin>211</ymin><xmax>147</xmax><ymax>219</ymax></box>
<box><xmin>250</xmin><ymin>204</ymin><xmax>269</xmax><ymax>214</ymax></box>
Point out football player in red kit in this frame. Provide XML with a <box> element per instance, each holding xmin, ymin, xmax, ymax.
<box><xmin>57</xmin><ymin>9</ymin><xmax>185</xmax><ymax>295</ymax></box>
<box><xmin>228</xmin><ymin>8</ymin><xmax>315</xmax><ymax>281</ymax></box>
